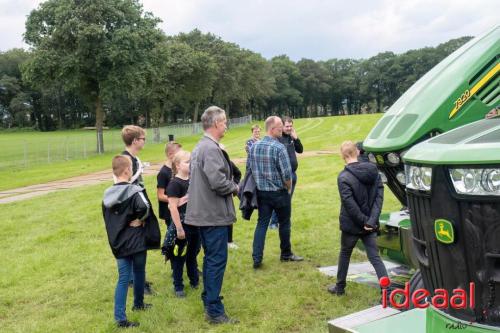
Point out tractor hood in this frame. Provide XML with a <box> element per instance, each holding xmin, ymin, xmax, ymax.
<box><xmin>403</xmin><ymin>118</ymin><xmax>500</xmax><ymax>165</ymax></box>
<box><xmin>364</xmin><ymin>25</ymin><xmax>500</xmax><ymax>153</ymax></box>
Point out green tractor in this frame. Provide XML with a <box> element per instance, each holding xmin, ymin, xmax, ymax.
<box><xmin>361</xmin><ymin>25</ymin><xmax>499</xmax><ymax>271</ymax></box>
<box><xmin>329</xmin><ymin>25</ymin><xmax>499</xmax><ymax>333</ymax></box>
<box><xmin>330</xmin><ymin>117</ymin><xmax>500</xmax><ymax>332</ymax></box>
<box><xmin>403</xmin><ymin>116</ymin><xmax>500</xmax><ymax>332</ymax></box>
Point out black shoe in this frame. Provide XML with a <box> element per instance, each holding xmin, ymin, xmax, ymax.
<box><xmin>327</xmin><ymin>284</ymin><xmax>345</xmax><ymax>296</ymax></box>
<box><xmin>117</xmin><ymin>320</ymin><xmax>140</xmax><ymax>328</ymax></box>
<box><xmin>253</xmin><ymin>261</ymin><xmax>262</xmax><ymax>269</ymax></box>
<box><xmin>280</xmin><ymin>254</ymin><xmax>304</xmax><ymax>262</ymax></box>
<box><xmin>132</xmin><ymin>303</ymin><xmax>153</xmax><ymax>311</ymax></box>
<box><xmin>190</xmin><ymin>283</ymin><xmax>199</xmax><ymax>290</ymax></box>
<box><xmin>205</xmin><ymin>313</ymin><xmax>239</xmax><ymax>324</ymax></box>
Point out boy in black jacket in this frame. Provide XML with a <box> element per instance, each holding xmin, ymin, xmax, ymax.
<box><xmin>103</xmin><ymin>156</ymin><xmax>152</xmax><ymax>328</ymax></box>
<box><xmin>328</xmin><ymin>141</ymin><xmax>388</xmax><ymax>296</ymax></box>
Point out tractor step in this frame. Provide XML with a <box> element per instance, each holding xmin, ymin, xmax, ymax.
<box><xmin>328</xmin><ymin>306</ymin><xmax>426</xmax><ymax>333</ymax></box>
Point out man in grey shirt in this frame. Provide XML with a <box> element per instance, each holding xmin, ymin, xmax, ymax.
<box><xmin>184</xmin><ymin>106</ymin><xmax>239</xmax><ymax>324</ymax></box>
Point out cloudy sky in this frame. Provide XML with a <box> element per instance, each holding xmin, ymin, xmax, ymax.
<box><xmin>1</xmin><ymin>0</ymin><xmax>498</xmax><ymax>60</ymax></box>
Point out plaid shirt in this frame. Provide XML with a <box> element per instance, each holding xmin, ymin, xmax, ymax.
<box><xmin>247</xmin><ymin>136</ymin><xmax>292</xmax><ymax>191</ymax></box>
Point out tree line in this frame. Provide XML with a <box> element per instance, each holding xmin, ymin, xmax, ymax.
<box><xmin>0</xmin><ymin>0</ymin><xmax>471</xmax><ymax>151</ymax></box>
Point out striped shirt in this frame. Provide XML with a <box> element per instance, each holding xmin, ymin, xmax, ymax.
<box><xmin>247</xmin><ymin>136</ymin><xmax>292</xmax><ymax>191</ymax></box>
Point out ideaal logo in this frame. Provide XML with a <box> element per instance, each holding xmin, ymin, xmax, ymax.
<box><xmin>380</xmin><ymin>277</ymin><xmax>475</xmax><ymax>310</ymax></box>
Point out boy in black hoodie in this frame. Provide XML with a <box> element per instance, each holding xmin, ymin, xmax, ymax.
<box><xmin>328</xmin><ymin>141</ymin><xmax>388</xmax><ymax>296</ymax></box>
<box><xmin>103</xmin><ymin>155</ymin><xmax>152</xmax><ymax>328</ymax></box>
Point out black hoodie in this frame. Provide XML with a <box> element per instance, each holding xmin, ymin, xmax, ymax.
<box><xmin>102</xmin><ymin>182</ymin><xmax>150</xmax><ymax>258</ymax></box>
<box><xmin>337</xmin><ymin>162</ymin><xmax>383</xmax><ymax>235</ymax></box>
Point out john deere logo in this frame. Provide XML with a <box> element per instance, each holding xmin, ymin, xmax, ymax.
<box><xmin>376</xmin><ymin>155</ymin><xmax>385</xmax><ymax>165</ymax></box>
<box><xmin>435</xmin><ymin>219</ymin><xmax>454</xmax><ymax>244</ymax></box>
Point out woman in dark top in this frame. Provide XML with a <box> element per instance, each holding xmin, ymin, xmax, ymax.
<box><xmin>157</xmin><ymin>142</ymin><xmax>182</xmax><ymax>226</ymax></box>
<box><xmin>167</xmin><ymin>150</ymin><xmax>200</xmax><ymax>298</ymax></box>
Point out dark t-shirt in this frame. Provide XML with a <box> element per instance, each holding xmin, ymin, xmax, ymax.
<box><xmin>121</xmin><ymin>150</ymin><xmax>143</xmax><ymax>186</ymax></box>
<box><xmin>156</xmin><ymin>165</ymin><xmax>173</xmax><ymax>220</ymax></box>
<box><xmin>166</xmin><ymin>177</ymin><xmax>189</xmax><ymax>216</ymax></box>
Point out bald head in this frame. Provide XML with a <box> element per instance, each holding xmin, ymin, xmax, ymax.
<box><xmin>265</xmin><ymin>116</ymin><xmax>283</xmax><ymax>138</ymax></box>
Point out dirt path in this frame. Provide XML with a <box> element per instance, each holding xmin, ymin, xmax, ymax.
<box><xmin>0</xmin><ymin>150</ymin><xmax>336</xmax><ymax>204</ymax></box>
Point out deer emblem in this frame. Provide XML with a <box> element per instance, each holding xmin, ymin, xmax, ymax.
<box><xmin>435</xmin><ymin>220</ymin><xmax>454</xmax><ymax>244</ymax></box>
<box><xmin>438</xmin><ymin>223</ymin><xmax>451</xmax><ymax>239</ymax></box>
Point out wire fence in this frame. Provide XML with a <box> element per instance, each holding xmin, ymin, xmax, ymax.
<box><xmin>0</xmin><ymin>115</ymin><xmax>252</xmax><ymax>170</ymax></box>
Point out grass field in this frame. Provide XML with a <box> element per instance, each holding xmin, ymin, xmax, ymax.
<box><xmin>0</xmin><ymin>114</ymin><xmax>399</xmax><ymax>333</ymax></box>
<box><xmin>0</xmin><ymin>114</ymin><xmax>382</xmax><ymax>191</ymax></box>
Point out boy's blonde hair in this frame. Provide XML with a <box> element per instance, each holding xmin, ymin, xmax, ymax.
<box><xmin>340</xmin><ymin>141</ymin><xmax>358</xmax><ymax>159</ymax></box>
<box><xmin>121</xmin><ymin>125</ymin><xmax>146</xmax><ymax>146</ymax></box>
<box><xmin>171</xmin><ymin>150</ymin><xmax>191</xmax><ymax>175</ymax></box>
<box><xmin>112</xmin><ymin>155</ymin><xmax>132</xmax><ymax>178</ymax></box>
<box><xmin>251</xmin><ymin>124</ymin><xmax>261</xmax><ymax>133</ymax></box>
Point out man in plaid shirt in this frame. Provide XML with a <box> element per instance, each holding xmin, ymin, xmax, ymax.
<box><xmin>247</xmin><ymin>116</ymin><xmax>304</xmax><ymax>269</ymax></box>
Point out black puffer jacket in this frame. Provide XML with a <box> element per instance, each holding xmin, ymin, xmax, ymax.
<box><xmin>102</xmin><ymin>182</ymin><xmax>150</xmax><ymax>258</ymax></box>
<box><xmin>337</xmin><ymin>162</ymin><xmax>383</xmax><ymax>235</ymax></box>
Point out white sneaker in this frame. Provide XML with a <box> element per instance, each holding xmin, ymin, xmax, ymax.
<box><xmin>228</xmin><ymin>242</ymin><xmax>239</xmax><ymax>250</ymax></box>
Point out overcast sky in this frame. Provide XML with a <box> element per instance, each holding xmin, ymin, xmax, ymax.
<box><xmin>1</xmin><ymin>0</ymin><xmax>498</xmax><ymax>60</ymax></box>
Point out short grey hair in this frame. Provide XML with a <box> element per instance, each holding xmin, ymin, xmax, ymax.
<box><xmin>201</xmin><ymin>106</ymin><xmax>226</xmax><ymax>130</ymax></box>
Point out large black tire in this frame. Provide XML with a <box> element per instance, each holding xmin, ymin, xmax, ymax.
<box><xmin>397</xmin><ymin>270</ymin><xmax>426</xmax><ymax>311</ymax></box>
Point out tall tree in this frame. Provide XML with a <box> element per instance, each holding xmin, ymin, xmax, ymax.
<box><xmin>23</xmin><ymin>0</ymin><xmax>163</xmax><ymax>153</ymax></box>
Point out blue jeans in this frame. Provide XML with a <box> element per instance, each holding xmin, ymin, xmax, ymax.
<box><xmin>114</xmin><ymin>251</ymin><xmax>147</xmax><ymax>322</ymax></box>
<box><xmin>171</xmin><ymin>223</ymin><xmax>201</xmax><ymax>291</ymax></box>
<box><xmin>199</xmin><ymin>226</ymin><xmax>228</xmax><ymax>318</ymax></box>
<box><xmin>270</xmin><ymin>172</ymin><xmax>297</xmax><ymax>226</ymax></box>
<box><xmin>253</xmin><ymin>190</ymin><xmax>293</xmax><ymax>263</ymax></box>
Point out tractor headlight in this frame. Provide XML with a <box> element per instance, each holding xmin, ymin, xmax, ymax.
<box><xmin>368</xmin><ymin>153</ymin><xmax>376</xmax><ymax>164</ymax></box>
<box><xmin>396</xmin><ymin>171</ymin><xmax>406</xmax><ymax>185</ymax></box>
<box><xmin>387</xmin><ymin>153</ymin><xmax>400</xmax><ymax>166</ymax></box>
<box><xmin>450</xmin><ymin>168</ymin><xmax>500</xmax><ymax>195</ymax></box>
<box><xmin>421</xmin><ymin>168</ymin><xmax>432</xmax><ymax>191</ymax></box>
<box><xmin>482</xmin><ymin>169</ymin><xmax>500</xmax><ymax>192</ymax></box>
<box><xmin>405</xmin><ymin>165</ymin><xmax>432</xmax><ymax>191</ymax></box>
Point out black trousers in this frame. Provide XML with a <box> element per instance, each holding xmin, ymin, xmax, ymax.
<box><xmin>336</xmin><ymin>231</ymin><xmax>388</xmax><ymax>289</ymax></box>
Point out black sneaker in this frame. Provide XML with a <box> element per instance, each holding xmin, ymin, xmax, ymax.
<box><xmin>327</xmin><ymin>284</ymin><xmax>345</xmax><ymax>296</ymax></box>
<box><xmin>190</xmin><ymin>283</ymin><xmax>199</xmax><ymax>289</ymax></box>
<box><xmin>280</xmin><ymin>254</ymin><xmax>304</xmax><ymax>262</ymax></box>
<box><xmin>205</xmin><ymin>313</ymin><xmax>239</xmax><ymax>324</ymax></box>
<box><xmin>132</xmin><ymin>303</ymin><xmax>153</xmax><ymax>311</ymax></box>
<box><xmin>117</xmin><ymin>320</ymin><xmax>139</xmax><ymax>328</ymax></box>
<box><xmin>253</xmin><ymin>261</ymin><xmax>262</xmax><ymax>269</ymax></box>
